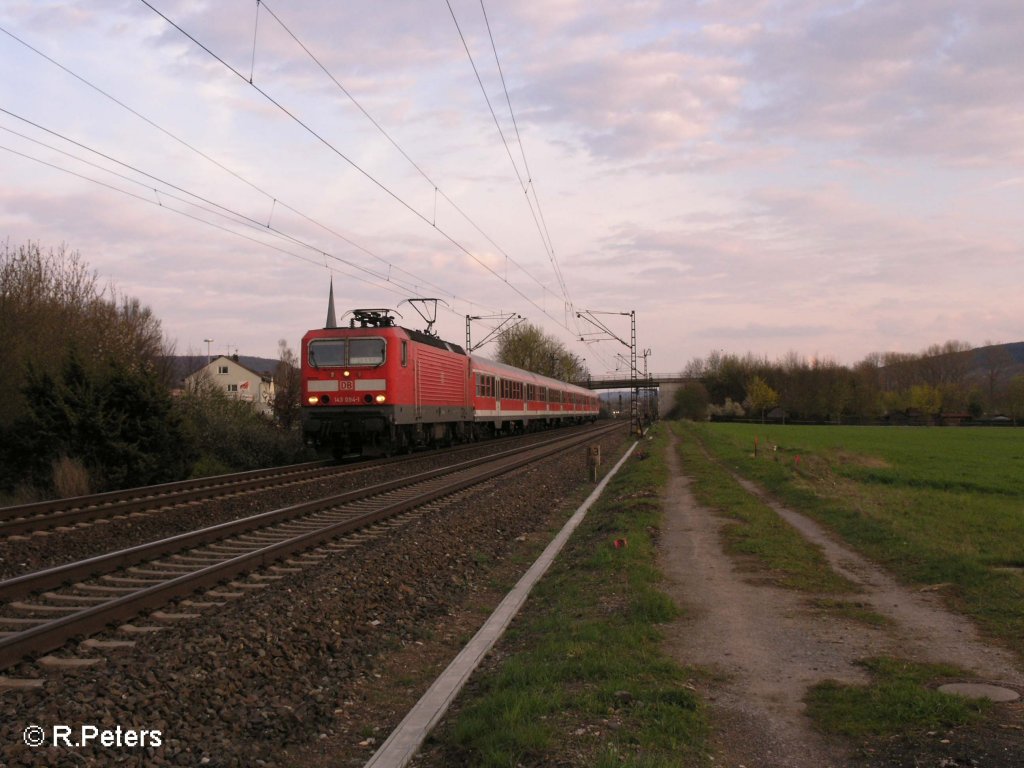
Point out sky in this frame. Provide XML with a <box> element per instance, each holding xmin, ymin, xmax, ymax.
<box><xmin>1</xmin><ymin>0</ymin><xmax>1021</xmax><ymax>377</ymax></box>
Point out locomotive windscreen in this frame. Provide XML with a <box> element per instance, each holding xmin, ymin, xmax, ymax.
<box><xmin>349</xmin><ymin>338</ymin><xmax>385</xmax><ymax>365</ymax></box>
<box><xmin>307</xmin><ymin>338</ymin><xmax>386</xmax><ymax>367</ymax></box>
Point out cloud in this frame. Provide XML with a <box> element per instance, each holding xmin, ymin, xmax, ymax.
<box><xmin>3</xmin><ymin>0</ymin><xmax>1022</xmax><ymax>371</ymax></box>
<box><xmin>737</xmin><ymin>1</ymin><xmax>1024</xmax><ymax>166</ymax></box>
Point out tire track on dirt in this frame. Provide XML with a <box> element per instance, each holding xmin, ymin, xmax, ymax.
<box><xmin>657</xmin><ymin>431</ymin><xmax>1023</xmax><ymax>768</ymax></box>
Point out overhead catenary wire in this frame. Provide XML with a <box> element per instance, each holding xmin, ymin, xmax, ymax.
<box><xmin>3</xmin><ymin>8</ymin><xmax>613</xmax><ymax>369</ymax></box>
<box><xmin>0</xmin><ymin>141</ymin><xmax>416</xmax><ymax>303</ymax></box>
<box><xmin>254</xmin><ymin>0</ymin><xmax>573</xmax><ymax>323</ymax></box>
<box><xmin>450</xmin><ymin>0</ymin><xmax>577</xmax><ymax>330</ymax></box>
<box><xmin>138</xmin><ymin>0</ymin><xmax>580</xmax><ymax>339</ymax></box>
<box><xmin>0</xmin><ymin>109</ymin><xmax>413</xmax><ymax>294</ymax></box>
<box><xmin>0</xmin><ymin>20</ymin><xmax>489</xmax><ymax>318</ymax></box>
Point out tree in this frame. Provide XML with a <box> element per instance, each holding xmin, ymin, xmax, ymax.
<box><xmin>815</xmin><ymin>358</ymin><xmax>851</xmax><ymax>423</ymax></box>
<box><xmin>1007</xmin><ymin>375</ymin><xmax>1024</xmax><ymax>425</ymax></box>
<box><xmin>176</xmin><ymin>376</ymin><xmax>310</xmax><ymax>475</ymax></box>
<box><xmin>745</xmin><ymin>375</ymin><xmax>779</xmax><ymax>422</ymax></box>
<box><xmin>272</xmin><ymin>338</ymin><xmax>302</xmax><ymax>429</ymax></box>
<box><xmin>0</xmin><ymin>241</ymin><xmax>170</xmax><ymax>425</ymax></box>
<box><xmin>909</xmin><ymin>384</ymin><xmax>942</xmax><ymax>416</ymax></box>
<box><xmin>671</xmin><ymin>381</ymin><xmax>710</xmax><ymax>421</ymax></box>
<box><xmin>495</xmin><ymin>323</ymin><xmax>587</xmax><ymax>382</ymax></box>
<box><xmin>979</xmin><ymin>342</ymin><xmax>1014</xmax><ymax>413</ymax></box>
<box><xmin>848</xmin><ymin>359</ymin><xmax>884</xmax><ymax>422</ymax></box>
<box><xmin>17</xmin><ymin>350</ymin><xmax>194</xmax><ymax>493</ymax></box>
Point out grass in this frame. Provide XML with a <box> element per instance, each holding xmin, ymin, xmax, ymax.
<box><xmin>806</xmin><ymin>657</ymin><xmax>989</xmax><ymax>738</ymax></box>
<box><xmin>431</xmin><ymin>425</ymin><xmax>710</xmax><ymax>767</ymax></box>
<box><xmin>672</xmin><ymin>422</ymin><xmax>853</xmax><ymax>594</ymax></box>
<box><xmin>682</xmin><ymin>422</ymin><xmax>1024</xmax><ymax>652</ymax></box>
<box><xmin>426</xmin><ymin>422</ymin><xmax>1022</xmax><ymax>763</ymax></box>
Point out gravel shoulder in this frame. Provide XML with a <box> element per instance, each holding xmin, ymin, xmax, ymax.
<box><xmin>657</xmin><ymin>430</ymin><xmax>1024</xmax><ymax>767</ymax></box>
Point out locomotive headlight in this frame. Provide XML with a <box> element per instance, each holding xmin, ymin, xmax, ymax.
<box><xmin>343</xmin><ymin>370</ymin><xmax>351</xmax><ymax>377</ymax></box>
<box><xmin>307</xmin><ymin>396</ymin><xmax>318</xmax><ymax>405</ymax></box>
<box><xmin>375</xmin><ymin>394</ymin><xmax>387</xmax><ymax>403</ymax></box>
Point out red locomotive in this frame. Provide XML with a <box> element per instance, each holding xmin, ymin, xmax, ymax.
<box><xmin>301</xmin><ymin>297</ymin><xmax>599</xmax><ymax>457</ymax></box>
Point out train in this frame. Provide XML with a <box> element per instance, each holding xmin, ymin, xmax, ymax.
<box><xmin>301</xmin><ymin>298</ymin><xmax>600</xmax><ymax>457</ymax></box>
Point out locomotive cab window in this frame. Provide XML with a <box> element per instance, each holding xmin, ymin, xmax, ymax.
<box><xmin>307</xmin><ymin>338</ymin><xmax>385</xmax><ymax>367</ymax></box>
<box><xmin>308</xmin><ymin>339</ymin><xmax>346</xmax><ymax>367</ymax></box>
<box><xmin>349</xmin><ymin>338</ymin><xmax>386</xmax><ymax>366</ymax></box>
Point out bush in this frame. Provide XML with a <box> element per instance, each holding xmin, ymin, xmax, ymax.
<box><xmin>176</xmin><ymin>378</ymin><xmax>314</xmax><ymax>476</ymax></box>
<box><xmin>15</xmin><ymin>350</ymin><xmax>195</xmax><ymax>494</ymax></box>
<box><xmin>670</xmin><ymin>381</ymin><xmax>710</xmax><ymax>420</ymax></box>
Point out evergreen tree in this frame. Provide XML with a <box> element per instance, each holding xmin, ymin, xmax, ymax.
<box><xmin>18</xmin><ymin>350</ymin><xmax>194</xmax><ymax>493</ymax></box>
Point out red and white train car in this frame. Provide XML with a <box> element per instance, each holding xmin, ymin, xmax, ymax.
<box><xmin>301</xmin><ymin>306</ymin><xmax>598</xmax><ymax>457</ymax></box>
<box><xmin>470</xmin><ymin>357</ymin><xmax>599</xmax><ymax>433</ymax></box>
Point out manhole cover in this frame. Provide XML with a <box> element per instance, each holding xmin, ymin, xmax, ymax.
<box><xmin>938</xmin><ymin>682</ymin><xmax>1020</xmax><ymax>702</ymax></box>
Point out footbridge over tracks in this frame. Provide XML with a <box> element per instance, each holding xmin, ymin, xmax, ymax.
<box><xmin>582</xmin><ymin>373</ymin><xmax>698</xmax><ymax>420</ymax></box>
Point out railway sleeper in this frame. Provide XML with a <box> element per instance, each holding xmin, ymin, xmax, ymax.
<box><xmin>0</xmin><ymin>676</ymin><xmax>45</xmax><ymax>690</ymax></box>
<box><xmin>8</xmin><ymin>602</ymin><xmax>78</xmax><ymax>614</ymax></box>
<box><xmin>100</xmin><ymin>575</ymin><xmax>167</xmax><ymax>585</ymax></box>
<box><xmin>73</xmin><ymin>582</ymin><xmax>136</xmax><ymax>594</ymax></box>
<box><xmin>275</xmin><ymin>523</ymin><xmax>325</xmax><ymax>534</ymax></box>
<box><xmin>233</xmin><ymin>534</ymin><xmax>289</xmax><ymax>544</ymax></box>
<box><xmin>136</xmin><ymin>562</ymin><xmax>203</xmax><ymax>573</ymax></box>
<box><xmin>37</xmin><ymin>655</ymin><xmax>104</xmax><ymax>670</ymax></box>
<box><xmin>127</xmin><ymin>567</ymin><xmax>207</xmax><ymax>578</ymax></box>
<box><xmin>118</xmin><ymin>624</ymin><xmax>166</xmax><ymax>634</ymax></box>
<box><xmin>81</xmin><ymin>638</ymin><xmax>136</xmax><ymax>650</ymax></box>
<box><xmin>228</xmin><ymin>581</ymin><xmax>269</xmax><ymax>591</ymax></box>
<box><xmin>181</xmin><ymin>599</ymin><xmax>226</xmax><ymax>609</ymax></box>
<box><xmin>170</xmin><ymin>553</ymin><xmax>233</xmax><ymax>563</ymax></box>
<box><xmin>284</xmin><ymin>561</ymin><xmax>326</xmax><ymax>570</ymax></box>
<box><xmin>0</xmin><ymin>616</ymin><xmax>49</xmax><ymax>627</ymax></box>
<box><xmin>149</xmin><ymin>611</ymin><xmax>202</xmax><ymax>622</ymax></box>
<box><xmin>40</xmin><ymin>592</ymin><xmax>111</xmax><ymax>604</ymax></box>
<box><xmin>200</xmin><ymin>545</ymin><xmax>260</xmax><ymax>555</ymax></box>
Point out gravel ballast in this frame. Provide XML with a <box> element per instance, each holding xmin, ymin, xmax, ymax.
<box><xmin>1</xmin><ymin>427</ymin><xmax>628</xmax><ymax>767</ymax></box>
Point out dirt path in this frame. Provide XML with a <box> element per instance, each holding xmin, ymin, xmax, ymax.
<box><xmin>657</xmin><ymin>431</ymin><xmax>1023</xmax><ymax>767</ymax></box>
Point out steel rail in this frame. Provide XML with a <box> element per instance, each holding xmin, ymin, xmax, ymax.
<box><xmin>0</xmin><ymin>424</ymin><xmax>600</xmax><ymax>536</ymax></box>
<box><xmin>0</xmin><ymin>460</ymin><xmax>336</xmax><ymax>535</ymax></box>
<box><xmin>0</xmin><ymin>423</ymin><xmax>621</xmax><ymax>670</ymax></box>
<box><xmin>0</xmin><ymin>423</ymin><xmax>622</xmax><ymax>675</ymax></box>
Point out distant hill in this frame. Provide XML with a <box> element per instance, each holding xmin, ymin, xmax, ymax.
<box><xmin>161</xmin><ymin>343</ymin><xmax>1024</xmax><ymax>390</ymax></box>
<box><xmin>964</xmin><ymin>342</ymin><xmax>1024</xmax><ymax>381</ymax></box>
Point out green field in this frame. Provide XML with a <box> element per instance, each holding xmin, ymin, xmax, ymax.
<box><xmin>682</xmin><ymin>422</ymin><xmax>1024</xmax><ymax>651</ymax></box>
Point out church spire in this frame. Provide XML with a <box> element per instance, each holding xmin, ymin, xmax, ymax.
<box><xmin>325</xmin><ymin>278</ymin><xmax>338</xmax><ymax>329</ymax></box>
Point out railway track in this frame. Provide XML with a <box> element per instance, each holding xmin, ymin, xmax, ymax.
<box><xmin>0</xmin><ymin>422</ymin><xmax>618</xmax><ymax>672</ymax></box>
<box><xmin>0</xmin><ymin>426</ymin><xmax>600</xmax><ymax>539</ymax></box>
<box><xmin>0</xmin><ymin>460</ymin><xmax>337</xmax><ymax>537</ymax></box>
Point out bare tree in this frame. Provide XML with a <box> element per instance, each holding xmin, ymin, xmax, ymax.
<box><xmin>0</xmin><ymin>241</ymin><xmax>171</xmax><ymax>432</ymax></box>
<box><xmin>978</xmin><ymin>342</ymin><xmax>1014</xmax><ymax>413</ymax></box>
<box><xmin>496</xmin><ymin>323</ymin><xmax>587</xmax><ymax>382</ymax></box>
<box><xmin>273</xmin><ymin>339</ymin><xmax>302</xmax><ymax>429</ymax></box>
